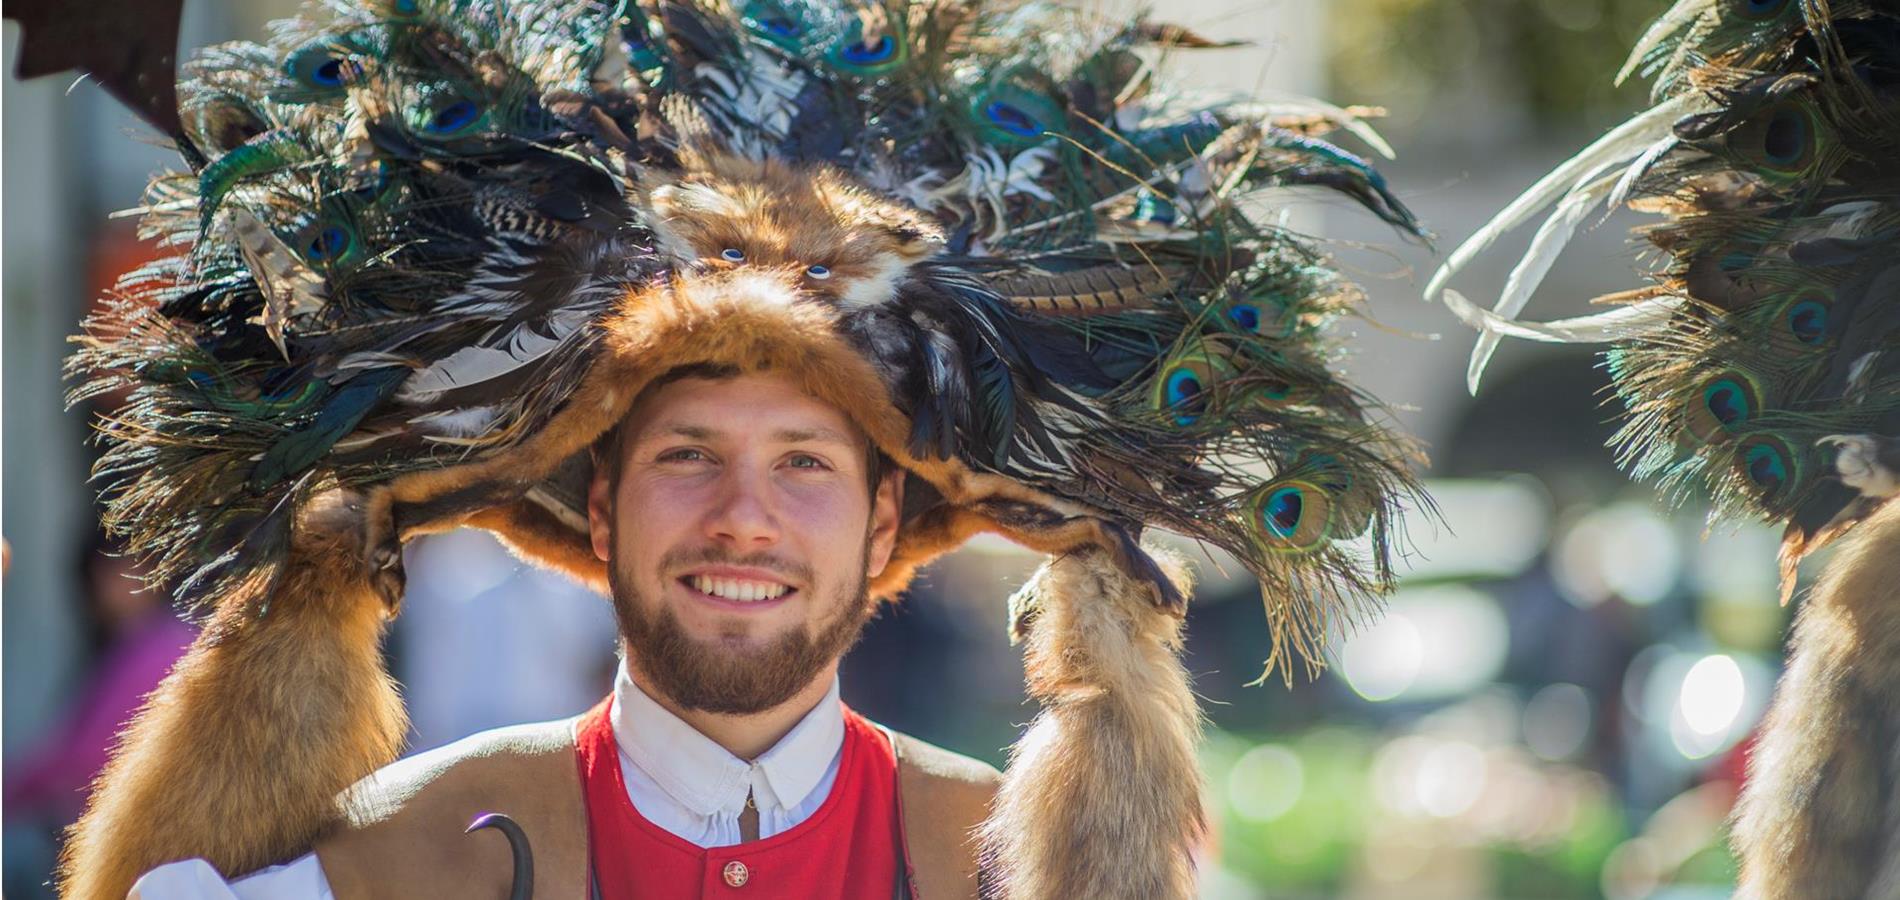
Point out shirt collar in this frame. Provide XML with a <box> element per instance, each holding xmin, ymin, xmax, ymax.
<box><xmin>610</xmin><ymin>657</ymin><xmax>844</xmax><ymax>818</ymax></box>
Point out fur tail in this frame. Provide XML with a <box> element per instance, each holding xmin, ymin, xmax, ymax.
<box><xmin>1731</xmin><ymin>499</ymin><xmax>1900</xmax><ymax>900</ymax></box>
<box><xmin>59</xmin><ymin>491</ymin><xmax>407</xmax><ymax>900</ymax></box>
<box><xmin>981</xmin><ymin>545</ymin><xmax>1204</xmax><ymax>899</ymax></box>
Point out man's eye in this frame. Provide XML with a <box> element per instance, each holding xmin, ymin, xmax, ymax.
<box><xmin>658</xmin><ymin>448</ymin><xmax>706</xmax><ymax>462</ymax></box>
<box><xmin>787</xmin><ymin>454</ymin><xmax>828</xmax><ymax>470</ymax></box>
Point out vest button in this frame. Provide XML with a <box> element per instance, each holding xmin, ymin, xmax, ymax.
<box><xmin>722</xmin><ymin>860</ymin><xmax>750</xmax><ymax>888</ymax></box>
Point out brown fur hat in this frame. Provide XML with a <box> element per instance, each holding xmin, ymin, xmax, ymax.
<box><xmin>396</xmin><ymin>266</ymin><xmax>1173</xmax><ymax>605</ymax></box>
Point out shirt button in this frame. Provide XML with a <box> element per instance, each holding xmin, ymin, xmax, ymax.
<box><xmin>722</xmin><ymin>860</ymin><xmax>750</xmax><ymax>888</ymax></box>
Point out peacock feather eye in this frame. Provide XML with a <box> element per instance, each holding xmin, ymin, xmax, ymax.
<box><xmin>1250</xmin><ymin>479</ymin><xmax>1334</xmax><ymax>552</ymax></box>
<box><xmin>1684</xmin><ymin>372</ymin><xmax>1760</xmax><ymax>442</ymax></box>
<box><xmin>1214</xmin><ymin>292</ymin><xmax>1295</xmax><ymax>338</ymax></box>
<box><xmin>1762</xmin><ymin>106</ymin><xmax>1810</xmax><ymax>167</ymax></box>
<box><xmin>842</xmin><ymin>36</ymin><xmax>894</xmax><ymax>63</ymax></box>
<box><xmin>1728</xmin><ymin>99</ymin><xmax>1821</xmax><ymax>178</ymax></box>
<box><xmin>304</xmin><ymin>224</ymin><xmax>356</xmax><ymax>263</ymax></box>
<box><xmin>984</xmin><ymin>102</ymin><xmax>1041</xmax><ymax>138</ymax></box>
<box><xmin>721</xmin><ymin>248</ymin><xmax>746</xmax><ymax>263</ymax></box>
<box><xmin>1295</xmin><ymin>452</ymin><xmax>1373</xmax><ymax>538</ymax></box>
<box><xmin>805</xmin><ymin>264</ymin><xmax>831</xmax><ymax>280</ymax></box>
<box><xmin>190</xmin><ymin>99</ymin><xmax>270</xmax><ymax>155</ymax></box>
<box><xmin>425</xmin><ymin>99</ymin><xmax>483</xmax><ymax>135</ymax></box>
<box><xmin>1162</xmin><ymin>368</ymin><xmax>1207</xmax><ymax>423</ymax></box>
<box><xmin>1735</xmin><ymin>0</ymin><xmax>1793</xmax><ymax>21</ymax></box>
<box><xmin>1227</xmin><ymin>304</ymin><xmax>1261</xmax><ymax>333</ymax></box>
<box><xmin>1244</xmin><ymin>378</ymin><xmax>1298</xmax><ymax>410</ymax></box>
<box><xmin>1785</xmin><ymin>295</ymin><xmax>1829</xmax><ymax>345</ymax></box>
<box><xmin>1263</xmin><ymin>486</ymin><xmax>1302</xmax><ymax>538</ymax></box>
<box><xmin>1736</xmin><ymin>434</ymin><xmax>1799</xmax><ymax>502</ymax></box>
<box><xmin>740</xmin><ymin>0</ymin><xmax>808</xmax><ymax>49</ymax></box>
<box><xmin>828</xmin><ymin>15</ymin><xmax>906</xmax><ymax>77</ymax></box>
<box><xmin>974</xmin><ymin>67</ymin><xmax>1066</xmax><ymax>146</ymax></box>
<box><xmin>284</xmin><ymin>45</ymin><xmax>351</xmax><ymax>93</ymax></box>
<box><xmin>1151</xmin><ymin>340</ymin><xmax>1235</xmax><ymax>427</ymax></box>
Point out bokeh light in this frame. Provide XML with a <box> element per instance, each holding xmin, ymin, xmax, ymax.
<box><xmin>1339</xmin><ymin>586</ymin><xmax>1509</xmax><ymax>702</ymax></box>
<box><xmin>1227</xmin><ymin>743</ymin><xmax>1305</xmax><ymax>823</ymax></box>
<box><xmin>1678</xmin><ymin>655</ymin><xmax>1744</xmax><ymax>738</ymax></box>
<box><xmin>1523</xmin><ymin>683</ymin><xmax>1592</xmax><ymax>762</ymax></box>
<box><xmin>1554</xmin><ymin>503</ymin><xmax>1682</xmax><ymax>608</ymax></box>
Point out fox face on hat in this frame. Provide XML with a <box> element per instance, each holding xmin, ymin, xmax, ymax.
<box><xmin>58</xmin><ymin>0</ymin><xmax>1428</xmax><ymax>896</ymax></box>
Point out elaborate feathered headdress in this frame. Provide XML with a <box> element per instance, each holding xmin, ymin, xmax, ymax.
<box><xmin>1428</xmin><ymin>1</ymin><xmax>1899</xmax><ymax>895</ymax></box>
<box><xmin>53</xmin><ymin>0</ymin><xmax>1425</xmax><ymax>895</ymax></box>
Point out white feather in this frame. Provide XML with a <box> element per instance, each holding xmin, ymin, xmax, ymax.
<box><xmin>412</xmin><ymin>405</ymin><xmax>503</xmax><ymax>439</ymax></box>
<box><xmin>397</xmin><ymin>307</ymin><xmax>591</xmax><ymax>401</ymax></box>
<box><xmin>1426</xmin><ymin>93</ymin><xmax>1714</xmax><ymax>392</ymax></box>
<box><xmin>1616</xmin><ymin>0</ymin><xmax>1714</xmax><ymax>86</ymax></box>
<box><xmin>1466</xmin><ymin>168</ymin><xmax>1623</xmax><ymax>392</ymax></box>
<box><xmin>1248</xmin><ymin>96</ymin><xmax>1398</xmax><ymax>160</ymax></box>
<box><xmin>1425</xmin><ymin>93</ymin><xmax>1707</xmax><ymax>310</ymax></box>
<box><xmin>1608</xmin><ymin>134</ymin><xmax>1678</xmax><ymax>211</ymax></box>
<box><xmin>1443</xmin><ymin>288</ymin><xmax>1681</xmax><ymax>358</ymax></box>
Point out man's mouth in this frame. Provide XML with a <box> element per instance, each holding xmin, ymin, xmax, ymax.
<box><xmin>681</xmin><ymin>574</ymin><xmax>795</xmax><ymax>604</ymax></box>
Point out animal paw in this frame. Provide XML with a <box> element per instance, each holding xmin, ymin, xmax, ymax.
<box><xmin>1820</xmin><ymin>434</ymin><xmax>1900</xmax><ymax>499</ymax></box>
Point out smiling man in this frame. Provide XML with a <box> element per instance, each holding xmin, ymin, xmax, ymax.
<box><xmin>129</xmin><ymin>367</ymin><xmax>1002</xmax><ymax>899</ymax></box>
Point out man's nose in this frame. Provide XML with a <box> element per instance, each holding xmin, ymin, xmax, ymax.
<box><xmin>703</xmin><ymin>466</ymin><xmax>781</xmax><ymax>548</ymax></box>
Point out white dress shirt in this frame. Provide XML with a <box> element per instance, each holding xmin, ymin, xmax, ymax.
<box><xmin>131</xmin><ymin>659</ymin><xmax>847</xmax><ymax>899</ymax></box>
<box><xmin>611</xmin><ymin>660</ymin><xmax>845</xmax><ymax>846</ymax></box>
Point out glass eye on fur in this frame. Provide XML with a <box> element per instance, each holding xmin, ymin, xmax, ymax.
<box><xmin>805</xmin><ymin>264</ymin><xmax>831</xmax><ymax>280</ymax></box>
<box><xmin>720</xmin><ymin>248</ymin><xmax>746</xmax><ymax>263</ymax></box>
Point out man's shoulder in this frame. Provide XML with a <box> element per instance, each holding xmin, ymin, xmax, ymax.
<box><xmin>339</xmin><ymin>715</ymin><xmax>581</xmax><ymax>825</ymax></box>
<box><xmin>317</xmin><ymin>714</ymin><xmax>591</xmax><ymax>900</ymax></box>
<box><xmin>884</xmin><ymin>727</ymin><xmax>1001</xmax><ymax>799</ymax></box>
<box><xmin>881</xmin><ymin>727</ymin><xmax>1001</xmax><ymax>899</ymax></box>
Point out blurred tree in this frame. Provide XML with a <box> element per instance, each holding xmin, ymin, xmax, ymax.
<box><xmin>1328</xmin><ymin>0</ymin><xmax>1659</xmax><ymax>140</ymax></box>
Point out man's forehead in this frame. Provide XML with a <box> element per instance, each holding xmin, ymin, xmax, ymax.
<box><xmin>623</xmin><ymin>373</ymin><xmax>863</xmax><ymax>444</ymax></box>
<box><xmin>640</xmin><ymin>422</ymin><xmax>857</xmax><ymax>447</ymax></box>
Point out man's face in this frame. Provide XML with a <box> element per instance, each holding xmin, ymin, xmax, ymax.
<box><xmin>587</xmin><ymin>371</ymin><xmax>901</xmax><ymax>714</ymax></box>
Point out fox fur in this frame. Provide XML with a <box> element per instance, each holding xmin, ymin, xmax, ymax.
<box><xmin>979</xmin><ymin>544</ymin><xmax>1204</xmax><ymax>899</ymax></box>
<box><xmin>1732</xmin><ymin>498</ymin><xmax>1900</xmax><ymax>899</ymax></box>
<box><xmin>636</xmin><ymin>144</ymin><xmax>945</xmax><ymax>309</ymax></box>
<box><xmin>59</xmin><ymin>490</ymin><xmax>407</xmax><ymax>900</ymax></box>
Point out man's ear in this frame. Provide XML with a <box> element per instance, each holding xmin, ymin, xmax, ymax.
<box><xmin>587</xmin><ymin>456</ymin><xmax>615</xmax><ymax>563</ymax></box>
<box><xmin>865</xmin><ymin>468</ymin><xmax>903</xmax><ymax>579</ymax></box>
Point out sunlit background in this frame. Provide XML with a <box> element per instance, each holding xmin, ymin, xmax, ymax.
<box><xmin>3</xmin><ymin>1</ymin><xmax>1817</xmax><ymax>897</ymax></box>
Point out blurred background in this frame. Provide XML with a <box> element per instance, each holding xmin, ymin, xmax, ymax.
<box><xmin>2</xmin><ymin>0</ymin><xmax>1808</xmax><ymax>897</ymax></box>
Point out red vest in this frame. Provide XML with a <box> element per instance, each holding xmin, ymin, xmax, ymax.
<box><xmin>576</xmin><ymin>696</ymin><xmax>918</xmax><ymax>899</ymax></box>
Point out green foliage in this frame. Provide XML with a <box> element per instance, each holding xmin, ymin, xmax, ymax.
<box><xmin>1327</xmin><ymin>0</ymin><xmax>1660</xmax><ymax>135</ymax></box>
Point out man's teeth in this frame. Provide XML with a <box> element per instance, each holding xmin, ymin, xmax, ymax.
<box><xmin>690</xmin><ymin>575</ymin><xmax>791</xmax><ymax>602</ymax></box>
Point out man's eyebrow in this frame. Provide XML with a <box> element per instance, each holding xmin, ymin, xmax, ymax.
<box><xmin>634</xmin><ymin>423</ymin><xmax>855</xmax><ymax>445</ymax></box>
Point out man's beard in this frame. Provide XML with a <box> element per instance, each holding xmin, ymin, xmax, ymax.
<box><xmin>607</xmin><ymin>538</ymin><xmax>875</xmax><ymax>715</ymax></box>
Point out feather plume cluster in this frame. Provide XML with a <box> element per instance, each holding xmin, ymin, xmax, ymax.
<box><xmin>1429</xmin><ymin>0</ymin><xmax>1900</xmax><ymax>599</ymax></box>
